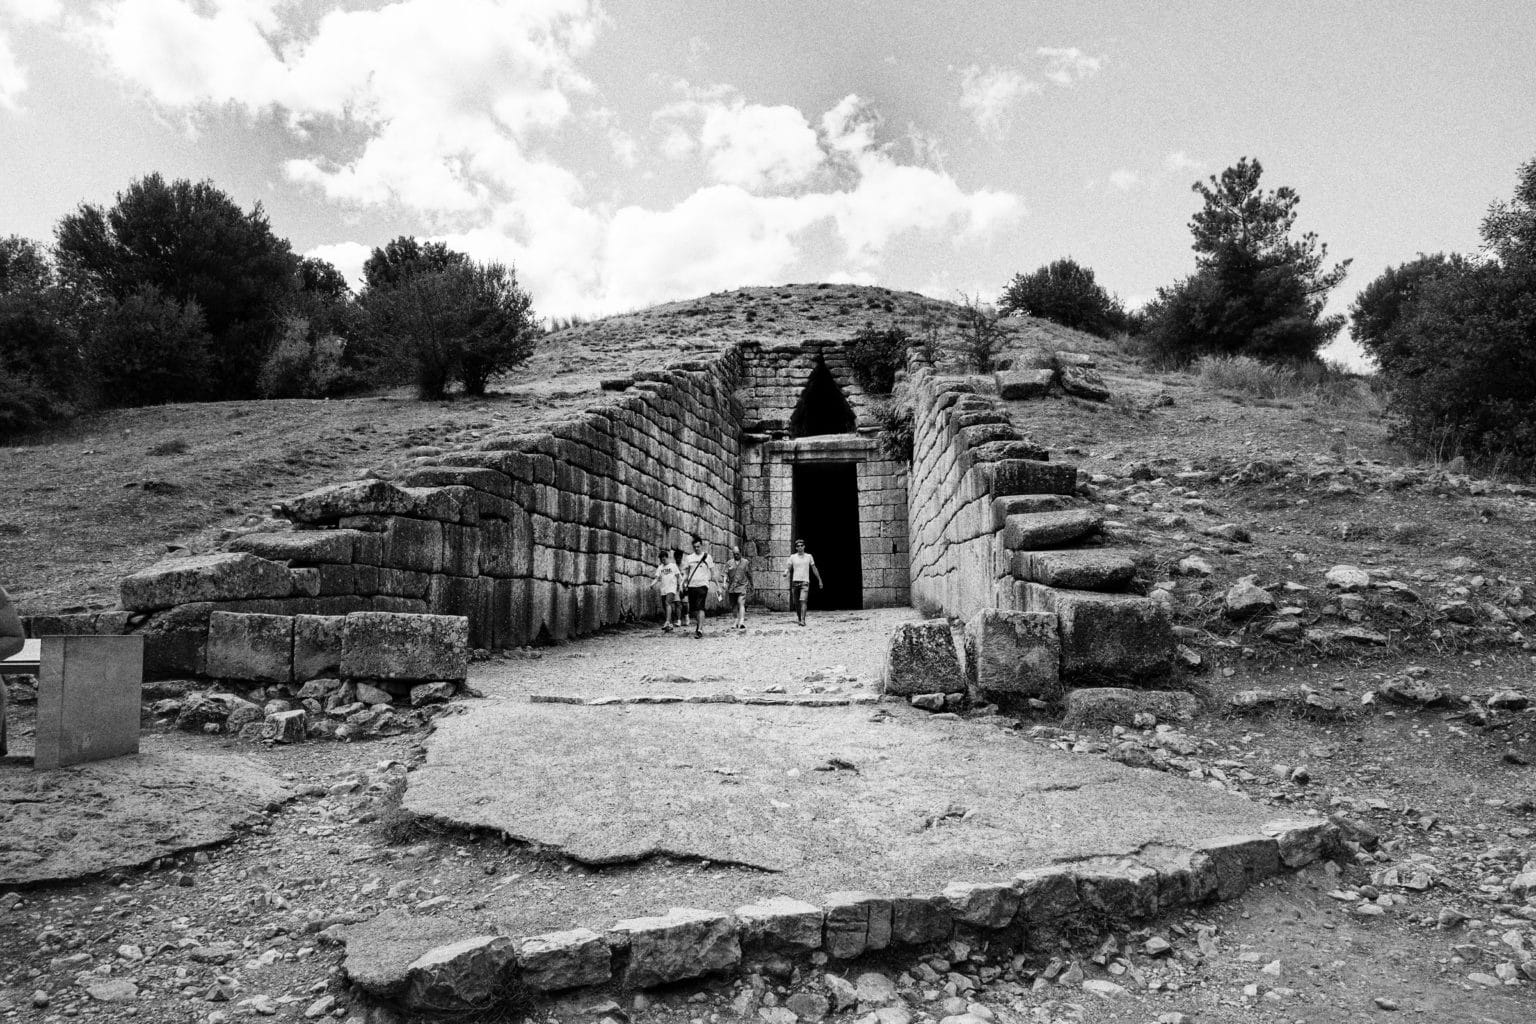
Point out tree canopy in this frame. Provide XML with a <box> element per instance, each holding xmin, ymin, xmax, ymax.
<box><xmin>998</xmin><ymin>257</ymin><xmax>1127</xmax><ymax>337</ymax></box>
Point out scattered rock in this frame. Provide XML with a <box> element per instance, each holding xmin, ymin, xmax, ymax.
<box><xmin>1224</xmin><ymin>577</ymin><xmax>1276</xmax><ymax>619</ymax></box>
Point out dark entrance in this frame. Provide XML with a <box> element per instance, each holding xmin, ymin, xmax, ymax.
<box><xmin>792</xmin><ymin>461</ymin><xmax>863</xmax><ymax>610</ymax></box>
<box><xmin>789</xmin><ymin>359</ymin><xmax>856</xmax><ymax>437</ymax></box>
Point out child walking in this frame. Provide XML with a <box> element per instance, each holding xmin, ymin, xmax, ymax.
<box><xmin>725</xmin><ymin>546</ymin><xmax>752</xmax><ymax>630</ymax></box>
<box><xmin>654</xmin><ymin>547</ymin><xmax>681</xmax><ymax>631</ymax></box>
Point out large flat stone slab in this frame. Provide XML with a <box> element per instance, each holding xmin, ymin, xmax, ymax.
<box><xmin>0</xmin><ymin>740</ymin><xmax>295</xmax><ymax>884</ymax></box>
<box><xmin>405</xmin><ymin>697</ymin><xmax>1279</xmax><ymax>936</ymax></box>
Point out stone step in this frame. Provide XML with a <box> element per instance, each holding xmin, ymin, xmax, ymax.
<box><xmin>991</xmin><ymin>494</ymin><xmax>1080</xmax><ymax>526</ymax></box>
<box><xmin>984</xmin><ymin>459</ymin><xmax>1077</xmax><ymax>497</ymax></box>
<box><xmin>1009</xmin><ymin>548</ymin><xmax>1138</xmax><ymax>591</ymax></box>
<box><xmin>1001</xmin><ymin>510</ymin><xmax>1103</xmax><ymax>550</ymax></box>
<box><xmin>1020</xmin><ymin>583</ymin><xmax>1173</xmax><ymax>685</ymax></box>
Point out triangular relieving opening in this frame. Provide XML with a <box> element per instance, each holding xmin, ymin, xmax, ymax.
<box><xmin>789</xmin><ymin>359</ymin><xmax>856</xmax><ymax>437</ymax></box>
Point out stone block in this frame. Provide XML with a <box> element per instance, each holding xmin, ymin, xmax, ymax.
<box><xmin>405</xmin><ymin>935</ymin><xmax>517</xmax><ymax>1011</ymax></box>
<box><xmin>1002</xmin><ymin>509</ymin><xmax>1103</xmax><ymax>550</ymax></box>
<box><xmin>340</xmin><ymin>612</ymin><xmax>469</xmax><ymax>682</ymax></box>
<box><xmin>995</xmin><ymin>369</ymin><xmax>1055</xmax><ymax>400</ymax></box>
<box><xmin>609</xmin><ymin>908</ymin><xmax>740</xmax><ymax>988</ymax></box>
<box><xmin>882</xmin><ymin>620</ymin><xmax>964</xmax><ymax>697</ymax></box>
<box><xmin>514</xmin><ymin>928</ymin><xmax>610</xmax><ymax>992</ymax></box>
<box><xmin>292</xmin><ymin>615</ymin><xmax>343</xmax><ymax>680</ymax></box>
<box><xmin>1263</xmin><ymin>819</ymin><xmax>1336</xmax><ymax>869</ymax></box>
<box><xmin>278</xmin><ymin>480</ymin><xmax>417</xmax><ymax>524</ymax></box>
<box><xmin>987</xmin><ymin>459</ymin><xmax>1077</xmax><ymax>497</ymax></box>
<box><xmin>889</xmin><ymin>895</ymin><xmax>950</xmax><ymax>946</ymax></box>
<box><xmin>1011</xmin><ymin>549</ymin><xmax>1136</xmax><ymax>591</ymax></box>
<box><xmin>1138</xmin><ymin>847</ymin><xmax>1218</xmax><ymax>908</ymax></box>
<box><xmin>1076</xmin><ymin>860</ymin><xmax>1160</xmax><ymax>920</ymax></box>
<box><xmin>1023</xmin><ymin>585</ymin><xmax>1174</xmax><ymax>685</ymax></box>
<box><xmin>261</xmin><ymin>708</ymin><xmax>307</xmax><ymax>743</ymax></box>
<box><xmin>227</xmin><ymin>530</ymin><xmax>359</xmax><ymax>564</ymax></box>
<box><xmin>942</xmin><ymin>881</ymin><xmax>1019</xmax><ymax>930</ymax></box>
<box><xmin>822</xmin><ymin>891</ymin><xmax>891</xmax><ymax>959</ymax></box>
<box><xmin>735</xmin><ymin>897</ymin><xmax>824</xmax><ymax>951</ymax></box>
<box><xmin>139</xmin><ymin>603</ymin><xmax>212</xmax><ymax>679</ymax></box>
<box><xmin>122</xmin><ymin>552</ymin><xmax>295</xmax><ymax>613</ymax></box>
<box><xmin>1012</xmin><ymin>867</ymin><xmax>1080</xmax><ymax>925</ymax></box>
<box><xmin>33</xmin><ymin>635</ymin><xmax>143</xmax><ymax>770</ymax></box>
<box><xmin>964</xmin><ymin>609</ymin><xmax>1060</xmax><ymax>699</ymax></box>
<box><xmin>1059</xmin><ymin>365</ymin><xmax>1110</xmax><ymax>401</ymax></box>
<box><xmin>1193</xmin><ymin>835</ymin><xmax>1281</xmax><ymax>900</ymax></box>
<box><xmin>964</xmin><ymin>440</ymin><xmax>1050</xmax><ymax>466</ymax></box>
<box><xmin>991</xmin><ymin>494</ymin><xmax>1075</xmax><ymax>524</ymax></box>
<box><xmin>1062</xmin><ymin>687</ymin><xmax>1198</xmax><ymax>728</ymax></box>
<box><xmin>383</xmin><ymin>518</ymin><xmax>444</xmax><ymax>574</ymax></box>
<box><xmin>206</xmin><ymin>612</ymin><xmax>294</xmax><ymax>683</ymax></box>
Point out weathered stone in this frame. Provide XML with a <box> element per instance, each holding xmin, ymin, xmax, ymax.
<box><xmin>991</xmin><ymin>494</ymin><xmax>1075</xmax><ymax>524</ymax></box>
<box><xmin>786</xmin><ymin>992</ymin><xmax>830</xmax><ymax>1020</ymax></box>
<box><xmin>995</xmin><ymin>369</ymin><xmax>1055</xmax><ymax>400</ymax></box>
<box><xmin>1263</xmin><ymin>819</ymin><xmax>1336</xmax><ymax>868</ymax></box>
<box><xmin>1324</xmin><ymin>565</ymin><xmax>1370</xmax><ymax>592</ymax></box>
<box><xmin>340</xmin><ymin>612</ymin><xmax>469</xmax><ymax>682</ymax></box>
<box><xmin>206</xmin><ymin>612</ymin><xmax>293</xmax><ymax>683</ymax></box>
<box><xmin>1223</xmin><ymin>577</ymin><xmax>1276</xmax><ymax>619</ymax></box>
<box><xmin>987</xmin><ymin>459</ymin><xmax>1077</xmax><ymax>497</ymax></box>
<box><xmin>942</xmin><ymin>880</ymin><xmax>1019</xmax><ymax>929</ymax></box>
<box><xmin>889</xmin><ymin>895</ymin><xmax>951</xmax><ymax>945</ymax></box>
<box><xmin>735</xmin><ymin>897</ymin><xmax>823</xmax><ymax>950</ymax></box>
<box><xmin>1012</xmin><ymin>867</ymin><xmax>1080</xmax><ymax>925</ymax></box>
<box><xmin>823</xmin><ymin>891</ymin><xmax>891</xmax><ymax>959</ymax></box>
<box><xmin>1058</xmin><ymin>365</ymin><xmax>1110</xmax><ymax>401</ymax></box>
<box><xmin>1075</xmin><ymin>860</ymin><xmax>1159</xmax><ymax>920</ymax></box>
<box><xmin>261</xmin><ymin>709</ymin><xmax>307</xmax><ymax>744</ymax></box>
<box><xmin>854</xmin><ymin>972</ymin><xmax>901</xmax><ymax>1007</ymax></box>
<box><xmin>81</xmin><ymin>978</ymin><xmax>138</xmax><ymax>1002</ymax></box>
<box><xmin>293</xmin><ymin>615</ymin><xmax>343</xmax><ymax>680</ymax></box>
<box><xmin>882</xmin><ymin>620</ymin><xmax>964</xmax><ymax>697</ymax></box>
<box><xmin>122</xmin><ymin>553</ymin><xmax>294</xmax><ymax>613</ymax></box>
<box><xmin>1137</xmin><ymin>847</ymin><xmax>1219</xmax><ymax>908</ymax></box>
<box><xmin>277</xmin><ymin>480</ymin><xmax>416</xmax><ymax>524</ymax></box>
<box><xmin>343</xmin><ymin>911</ymin><xmax>471</xmax><ymax>999</ymax></box>
<box><xmin>825</xmin><ymin>974</ymin><xmax>858</xmax><ymax>1012</ymax></box>
<box><xmin>1012</xmin><ymin>549</ymin><xmax>1136</xmax><ymax>591</ymax></box>
<box><xmin>228</xmin><ymin>530</ymin><xmax>359</xmax><ymax>565</ymax></box>
<box><xmin>909</xmin><ymin>693</ymin><xmax>946</xmax><ymax>711</ymax></box>
<box><xmin>963</xmin><ymin>610</ymin><xmax>1059</xmax><ymax>699</ymax></box>
<box><xmin>354</xmin><ymin>681</ymin><xmax>393</xmax><ymax>705</ymax></box>
<box><xmin>405</xmin><ymin>935</ymin><xmax>516</xmax><ymax>1011</ymax></box>
<box><xmin>1023</xmin><ymin>585</ymin><xmax>1174</xmax><ymax>685</ymax></box>
<box><xmin>514</xmin><ymin>928</ymin><xmax>610</xmax><ymax>992</ymax></box>
<box><xmin>410</xmin><ymin>681</ymin><xmax>458</xmax><ymax>707</ymax></box>
<box><xmin>1379</xmin><ymin>677</ymin><xmax>1451</xmax><ymax>707</ymax></box>
<box><xmin>175</xmin><ymin>692</ymin><xmax>260</xmax><ymax>733</ymax></box>
<box><xmin>610</xmin><ymin>908</ymin><xmax>740</xmax><ymax>988</ymax></box>
<box><xmin>1062</xmin><ymin>688</ymin><xmax>1197</xmax><ymax>729</ymax></box>
<box><xmin>1002</xmin><ymin>510</ymin><xmax>1103</xmax><ymax>550</ymax></box>
<box><xmin>1193</xmin><ymin>835</ymin><xmax>1281</xmax><ymax>899</ymax></box>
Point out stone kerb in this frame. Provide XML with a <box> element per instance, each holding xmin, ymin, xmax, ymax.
<box><xmin>110</xmin><ymin>346</ymin><xmax>749</xmax><ymax>676</ymax></box>
<box><xmin>342</xmin><ymin>820</ymin><xmax>1337</xmax><ymax>1010</ymax></box>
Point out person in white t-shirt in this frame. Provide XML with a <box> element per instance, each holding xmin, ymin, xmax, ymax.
<box><xmin>680</xmin><ymin>535</ymin><xmax>716</xmax><ymax>638</ymax></box>
<box><xmin>653</xmin><ymin>547</ymin><xmax>681</xmax><ymax>631</ymax></box>
<box><xmin>783</xmin><ymin>539</ymin><xmax>824</xmax><ymax>627</ymax></box>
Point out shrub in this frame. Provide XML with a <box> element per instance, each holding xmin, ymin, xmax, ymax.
<box><xmin>87</xmin><ymin>287</ymin><xmax>214</xmax><ymax>407</ymax></box>
<box><xmin>846</xmin><ymin>322</ymin><xmax>909</xmax><ymax>394</ymax></box>
<box><xmin>0</xmin><ymin>236</ymin><xmax>90</xmax><ymax>436</ymax></box>
<box><xmin>257</xmin><ymin>316</ymin><xmax>369</xmax><ymax>398</ymax></box>
<box><xmin>998</xmin><ymin>258</ymin><xmax>1127</xmax><ymax>337</ymax></box>
<box><xmin>952</xmin><ymin>294</ymin><xmax>1004</xmax><ymax>373</ymax></box>
<box><xmin>876</xmin><ymin>400</ymin><xmax>914</xmax><ymax>462</ymax></box>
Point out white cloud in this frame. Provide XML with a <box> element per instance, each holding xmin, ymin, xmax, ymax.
<box><xmin>303</xmin><ymin>241</ymin><xmax>373</xmax><ymax>292</ymax></box>
<box><xmin>656</xmin><ymin>91</ymin><xmax>824</xmax><ymax>190</ymax></box>
<box><xmin>1164</xmin><ymin>150</ymin><xmax>1206</xmax><ymax>174</ymax></box>
<box><xmin>1036</xmin><ymin>46</ymin><xmax>1104</xmax><ymax>86</ymax></box>
<box><xmin>958</xmin><ymin>64</ymin><xmax>1037</xmax><ymax>137</ymax></box>
<box><xmin>0</xmin><ymin>0</ymin><xmax>61</xmax><ymax>22</ymax></box>
<box><xmin>1108</xmin><ymin>168</ymin><xmax>1140</xmax><ymax>191</ymax></box>
<box><xmin>0</xmin><ymin>31</ymin><xmax>24</xmax><ymax>109</ymax></box>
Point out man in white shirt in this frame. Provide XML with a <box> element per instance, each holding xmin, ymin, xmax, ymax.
<box><xmin>783</xmin><ymin>539</ymin><xmax>824</xmax><ymax>627</ymax></box>
<box><xmin>680</xmin><ymin>535</ymin><xmax>715</xmax><ymax>638</ymax></box>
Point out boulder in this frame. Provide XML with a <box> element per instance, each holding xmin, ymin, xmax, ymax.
<box><xmin>963</xmin><ymin>609</ymin><xmax>1060</xmax><ymax>699</ymax></box>
<box><xmin>1062</xmin><ymin>688</ymin><xmax>1197</xmax><ymax>729</ymax></box>
<box><xmin>342</xmin><ymin>911</ymin><xmax>471</xmax><ymax>999</ymax></box>
<box><xmin>1223</xmin><ymin>577</ymin><xmax>1276</xmax><ymax>619</ymax></box>
<box><xmin>1058</xmin><ymin>365</ymin><xmax>1110</xmax><ymax>401</ymax></box>
<box><xmin>122</xmin><ymin>553</ymin><xmax>294</xmax><ymax>613</ymax></box>
<box><xmin>1263</xmin><ymin>819</ymin><xmax>1336</xmax><ymax>868</ymax></box>
<box><xmin>1324</xmin><ymin>565</ymin><xmax>1371</xmax><ymax>592</ymax></box>
<box><xmin>261</xmin><ymin>709</ymin><xmax>307</xmax><ymax>744</ymax></box>
<box><xmin>735</xmin><ymin>897</ymin><xmax>824</xmax><ymax>950</ymax></box>
<box><xmin>206</xmin><ymin>612</ymin><xmax>294</xmax><ymax>683</ymax></box>
<box><xmin>995</xmin><ymin>369</ymin><xmax>1055</xmax><ymax>400</ymax></box>
<box><xmin>609</xmin><ymin>908</ymin><xmax>740</xmax><ymax>988</ymax></box>
<box><xmin>1379</xmin><ymin>677</ymin><xmax>1451</xmax><ymax>707</ymax></box>
<box><xmin>882</xmin><ymin>620</ymin><xmax>964</xmax><ymax>697</ymax></box>
<box><xmin>405</xmin><ymin>935</ymin><xmax>517</xmax><ymax>1011</ymax></box>
<box><xmin>175</xmin><ymin>692</ymin><xmax>261</xmax><ymax>733</ymax></box>
<box><xmin>340</xmin><ymin>612</ymin><xmax>469</xmax><ymax>682</ymax></box>
<box><xmin>410</xmin><ymin>681</ymin><xmax>458</xmax><ymax>707</ymax></box>
<box><xmin>276</xmin><ymin>480</ymin><xmax>416</xmax><ymax>524</ymax></box>
<box><xmin>942</xmin><ymin>880</ymin><xmax>1019</xmax><ymax>929</ymax></box>
<box><xmin>1193</xmin><ymin>835</ymin><xmax>1281</xmax><ymax>899</ymax></box>
<box><xmin>514</xmin><ymin>928</ymin><xmax>611</xmax><ymax>992</ymax></box>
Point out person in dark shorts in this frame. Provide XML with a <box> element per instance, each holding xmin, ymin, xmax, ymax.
<box><xmin>0</xmin><ymin>585</ymin><xmax>24</xmax><ymax>757</ymax></box>
<box><xmin>783</xmin><ymin>538</ymin><xmax>824</xmax><ymax>626</ymax></box>
<box><xmin>680</xmin><ymin>535</ymin><xmax>715</xmax><ymax>638</ymax></box>
<box><xmin>654</xmin><ymin>547</ymin><xmax>681</xmax><ymax>631</ymax></box>
<box><xmin>724</xmin><ymin>546</ymin><xmax>752</xmax><ymax>630</ymax></box>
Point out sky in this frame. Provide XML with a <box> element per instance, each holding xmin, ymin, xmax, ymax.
<box><xmin>2</xmin><ymin>1</ymin><xmax>1534</xmax><ymax>366</ymax></box>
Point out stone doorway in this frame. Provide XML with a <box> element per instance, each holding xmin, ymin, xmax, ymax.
<box><xmin>792</xmin><ymin>461</ymin><xmax>863</xmax><ymax>610</ymax></box>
